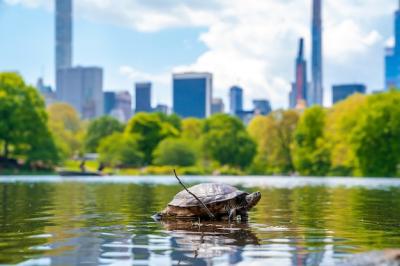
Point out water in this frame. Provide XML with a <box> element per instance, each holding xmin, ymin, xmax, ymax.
<box><xmin>1</xmin><ymin>176</ymin><xmax>400</xmax><ymax>265</ymax></box>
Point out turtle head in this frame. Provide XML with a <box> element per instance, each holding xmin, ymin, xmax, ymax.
<box><xmin>245</xmin><ymin>191</ymin><xmax>261</xmax><ymax>209</ymax></box>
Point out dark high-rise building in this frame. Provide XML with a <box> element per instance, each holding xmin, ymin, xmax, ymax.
<box><xmin>135</xmin><ymin>82</ymin><xmax>152</xmax><ymax>113</ymax></box>
<box><xmin>311</xmin><ymin>0</ymin><xmax>323</xmax><ymax>106</ymax></box>
<box><xmin>385</xmin><ymin>2</ymin><xmax>400</xmax><ymax>89</ymax></box>
<box><xmin>57</xmin><ymin>67</ymin><xmax>103</xmax><ymax>119</ymax></box>
<box><xmin>229</xmin><ymin>86</ymin><xmax>243</xmax><ymax>115</ymax></box>
<box><xmin>173</xmin><ymin>72</ymin><xmax>212</xmax><ymax>118</ymax></box>
<box><xmin>104</xmin><ymin>91</ymin><xmax>116</xmax><ymax>115</ymax></box>
<box><xmin>332</xmin><ymin>84</ymin><xmax>366</xmax><ymax>104</ymax></box>
<box><xmin>289</xmin><ymin>38</ymin><xmax>309</xmax><ymax>109</ymax></box>
<box><xmin>253</xmin><ymin>99</ymin><xmax>272</xmax><ymax>115</ymax></box>
<box><xmin>55</xmin><ymin>0</ymin><xmax>72</xmax><ymax>87</ymax></box>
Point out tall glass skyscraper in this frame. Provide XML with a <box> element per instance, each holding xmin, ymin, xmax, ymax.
<box><xmin>173</xmin><ymin>73</ymin><xmax>212</xmax><ymax>118</ymax></box>
<box><xmin>135</xmin><ymin>82</ymin><xmax>152</xmax><ymax>113</ymax></box>
<box><xmin>385</xmin><ymin>3</ymin><xmax>400</xmax><ymax>89</ymax></box>
<box><xmin>57</xmin><ymin>67</ymin><xmax>103</xmax><ymax>119</ymax></box>
<box><xmin>229</xmin><ymin>86</ymin><xmax>243</xmax><ymax>115</ymax></box>
<box><xmin>55</xmin><ymin>0</ymin><xmax>72</xmax><ymax>75</ymax></box>
<box><xmin>311</xmin><ymin>0</ymin><xmax>323</xmax><ymax>106</ymax></box>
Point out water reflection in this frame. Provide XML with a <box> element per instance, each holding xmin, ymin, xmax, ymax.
<box><xmin>161</xmin><ymin>220</ymin><xmax>260</xmax><ymax>265</ymax></box>
<box><xmin>1</xmin><ymin>177</ymin><xmax>400</xmax><ymax>265</ymax></box>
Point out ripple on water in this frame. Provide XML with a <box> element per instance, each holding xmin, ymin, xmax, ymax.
<box><xmin>1</xmin><ymin>177</ymin><xmax>400</xmax><ymax>265</ymax></box>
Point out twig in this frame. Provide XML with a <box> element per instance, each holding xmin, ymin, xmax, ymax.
<box><xmin>173</xmin><ymin>169</ymin><xmax>215</xmax><ymax>220</ymax></box>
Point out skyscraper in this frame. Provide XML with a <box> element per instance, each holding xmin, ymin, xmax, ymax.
<box><xmin>229</xmin><ymin>86</ymin><xmax>243</xmax><ymax>116</ymax></box>
<box><xmin>55</xmin><ymin>0</ymin><xmax>72</xmax><ymax>86</ymax></box>
<box><xmin>211</xmin><ymin>98</ymin><xmax>225</xmax><ymax>114</ymax></box>
<box><xmin>311</xmin><ymin>0</ymin><xmax>323</xmax><ymax>106</ymax></box>
<box><xmin>332</xmin><ymin>84</ymin><xmax>366</xmax><ymax>104</ymax></box>
<box><xmin>289</xmin><ymin>38</ymin><xmax>309</xmax><ymax>109</ymax></box>
<box><xmin>116</xmin><ymin>91</ymin><xmax>132</xmax><ymax>121</ymax></box>
<box><xmin>385</xmin><ymin>2</ymin><xmax>400</xmax><ymax>89</ymax></box>
<box><xmin>57</xmin><ymin>66</ymin><xmax>103</xmax><ymax>119</ymax></box>
<box><xmin>173</xmin><ymin>72</ymin><xmax>212</xmax><ymax>118</ymax></box>
<box><xmin>104</xmin><ymin>91</ymin><xmax>116</xmax><ymax>115</ymax></box>
<box><xmin>135</xmin><ymin>82</ymin><xmax>152</xmax><ymax>113</ymax></box>
<box><xmin>253</xmin><ymin>100</ymin><xmax>272</xmax><ymax>115</ymax></box>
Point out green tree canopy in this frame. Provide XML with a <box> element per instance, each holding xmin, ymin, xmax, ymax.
<box><xmin>203</xmin><ymin>114</ymin><xmax>256</xmax><ymax>169</ymax></box>
<box><xmin>181</xmin><ymin>118</ymin><xmax>203</xmax><ymax>140</ymax></box>
<box><xmin>47</xmin><ymin>103</ymin><xmax>84</xmax><ymax>159</ymax></box>
<box><xmin>153</xmin><ymin>138</ymin><xmax>197</xmax><ymax>166</ymax></box>
<box><xmin>84</xmin><ymin>116</ymin><xmax>124</xmax><ymax>152</ymax></box>
<box><xmin>97</xmin><ymin>133</ymin><xmax>144</xmax><ymax>168</ymax></box>
<box><xmin>324</xmin><ymin>94</ymin><xmax>367</xmax><ymax>176</ymax></box>
<box><xmin>292</xmin><ymin>106</ymin><xmax>330</xmax><ymax>176</ymax></box>
<box><xmin>125</xmin><ymin>113</ymin><xmax>179</xmax><ymax>164</ymax></box>
<box><xmin>248</xmin><ymin>110</ymin><xmax>299</xmax><ymax>174</ymax></box>
<box><xmin>350</xmin><ymin>91</ymin><xmax>400</xmax><ymax>177</ymax></box>
<box><xmin>0</xmin><ymin>72</ymin><xmax>59</xmax><ymax>166</ymax></box>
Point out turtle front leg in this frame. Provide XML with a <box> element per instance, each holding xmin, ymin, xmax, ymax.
<box><xmin>228</xmin><ymin>208</ymin><xmax>237</xmax><ymax>222</ymax></box>
<box><xmin>239</xmin><ymin>211</ymin><xmax>248</xmax><ymax>222</ymax></box>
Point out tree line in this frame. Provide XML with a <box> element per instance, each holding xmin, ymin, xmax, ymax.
<box><xmin>1</xmin><ymin>72</ymin><xmax>400</xmax><ymax>177</ymax></box>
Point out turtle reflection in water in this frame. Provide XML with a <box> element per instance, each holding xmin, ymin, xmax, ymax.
<box><xmin>154</xmin><ymin>183</ymin><xmax>261</xmax><ymax>221</ymax></box>
<box><xmin>161</xmin><ymin>220</ymin><xmax>260</xmax><ymax>264</ymax></box>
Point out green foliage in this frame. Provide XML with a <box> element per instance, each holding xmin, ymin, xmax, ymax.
<box><xmin>324</xmin><ymin>94</ymin><xmax>367</xmax><ymax>176</ymax></box>
<box><xmin>248</xmin><ymin>110</ymin><xmax>299</xmax><ymax>174</ymax></box>
<box><xmin>97</xmin><ymin>133</ymin><xmax>144</xmax><ymax>167</ymax></box>
<box><xmin>181</xmin><ymin>118</ymin><xmax>203</xmax><ymax>140</ymax></box>
<box><xmin>47</xmin><ymin>103</ymin><xmax>84</xmax><ymax>160</ymax></box>
<box><xmin>292</xmin><ymin>106</ymin><xmax>330</xmax><ymax>176</ymax></box>
<box><xmin>156</xmin><ymin>112</ymin><xmax>182</xmax><ymax>131</ymax></box>
<box><xmin>84</xmin><ymin>116</ymin><xmax>124</xmax><ymax>152</ymax></box>
<box><xmin>349</xmin><ymin>91</ymin><xmax>400</xmax><ymax>177</ymax></box>
<box><xmin>203</xmin><ymin>114</ymin><xmax>256</xmax><ymax>169</ymax></box>
<box><xmin>0</xmin><ymin>72</ymin><xmax>59</xmax><ymax>166</ymax></box>
<box><xmin>125</xmin><ymin>113</ymin><xmax>180</xmax><ymax>164</ymax></box>
<box><xmin>153</xmin><ymin>138</ymin><xmax>197</xmax><ymax>166</ymax></box>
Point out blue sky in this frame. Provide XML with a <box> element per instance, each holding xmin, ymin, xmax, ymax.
<box><xmin>0</xmin><ymin>0</ymin><xmax>397</xmax><ymax>108</ymax></box>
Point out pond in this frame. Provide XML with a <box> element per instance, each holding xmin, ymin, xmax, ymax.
<box><xmin>1</xmin><ymin>176</ymin><xmax>400</xmax><ymax>265</ymax></box>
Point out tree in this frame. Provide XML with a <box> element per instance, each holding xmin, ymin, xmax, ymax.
<box><xmin>203</xmin><ymin>114</ymin><xmax>256</xmax><ymax>169</ymax></box>
<box><xmin>156</xmin><ymin>112</ymin><xmax>182</xmax><ymax>132</ymax></box>
<box><xmin>350</xmin><ymin>91</ymin><xmax>400</xmax><ymax>177</ymax></box>
<box><xmin>153</xmin><ymin>138</ymin><xmax>197</xmax><ymax>166</ymax></box>
<box><xmin>324</xmin><ymin>94</ymin><xmax>367</xmax><ymax>176</ymax></box>
<box><xmin>181</xmin><ymin>118</ymin><xmax>203</xmax><ymax>140</ymax></box>
<box><xmin>47</xmin><ymin>103</ymin><xmax>84</xmax><ymax>159</ymax></box>
<box><xmin>125</xmin><ymin>113</ymin><xmax>179</xmax><ymax>164</ymax></box>
<box><xmin>292</xmin><ymin>106</ymin><xmax>330</xmax><ymax>176</ymax></box>
<box><xmin>248</xmin><ymin>110</ymin><xmax>299</xmax><ymax>174</ymax></box>
<box><xmin>84</xmin><ymin>116</ymin><xmax>124</xmax><ymax>152</ymax></box>
<box><xmin>0</xmin><ymin>72</ymin><xmax>59</xmax><ymax>166</ymax></box>
<box><xmin>97</xmin><ymin>133</ymin><xmax>144</xmax><ymax>167</ymax></box>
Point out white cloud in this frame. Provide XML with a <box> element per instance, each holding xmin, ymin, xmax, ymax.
<box><xmin>5</xmin><ymin>0</ymin><xmax>395</xmax><ymax>107</ymax></box>
<box><xmin>325</xmin><ymin>20</ymin><xmax>383</xmax><ymax>63</ymax></box>
<box><xmin>386</xmin><ymin>36</ymin><xmax>395</xmax><ymax>47</ymax></box>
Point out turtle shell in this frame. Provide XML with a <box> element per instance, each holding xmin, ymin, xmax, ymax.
<box><xmin>168</xmin><ymin>183</ymin><xmax>248</xmax><ymax>207</ymax></box>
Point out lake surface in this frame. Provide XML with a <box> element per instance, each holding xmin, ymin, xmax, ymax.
<box><xmin>1</xmin><ymin>176</ymin><xmax>400</xmax><ymax>265</ymax></box>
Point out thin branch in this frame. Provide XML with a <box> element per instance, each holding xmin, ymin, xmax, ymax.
<box><xmin>173</xmin><ymin>169</ymin><xmax>215</xmax><ymax>220</ymax></box>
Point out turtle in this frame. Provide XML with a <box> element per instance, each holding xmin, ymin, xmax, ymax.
<box><xmin>155</xmin><ymin>183</ymin><xmax>261</xmax><ymax>221</ymax></box>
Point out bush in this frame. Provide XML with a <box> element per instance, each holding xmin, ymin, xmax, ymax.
<box><xmin>97</xmin><ymin>133</ymin><xmax>144</xmax><ymax>168</ymax></box>
<box><xmin>153</xmin><ymin>138</ymin><xmax>197</xmax><ymax>167</ymax></box>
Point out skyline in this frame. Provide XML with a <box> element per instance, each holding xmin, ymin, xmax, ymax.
<box><xmin>0</xmin><ymin>0</ymin><xmax>396</xmax><ymax>109</ymax></box>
